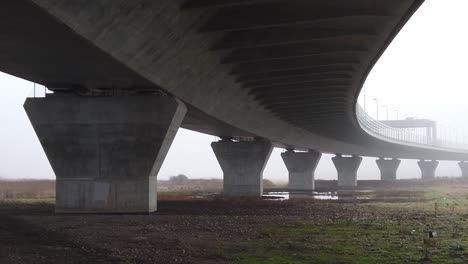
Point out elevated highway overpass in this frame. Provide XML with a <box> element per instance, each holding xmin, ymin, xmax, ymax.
<box><xmin>2</xmin><ymin>0</ymin><xmax>468</xmax><ymax>212</ymax></box>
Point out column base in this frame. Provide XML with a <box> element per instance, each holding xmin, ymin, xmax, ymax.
<box><xmin>332</xmin><ymin>155</ymin><xmax>362</xmax><ymax>188</ymax></box>
<box><xmin>417</xmin><ymin>160</ymin><xmax>439</xmax><ymax>180</ymax></box>
<box><xmin>212</xmin><ymin>140</ymin><xmax>273</xmax><ymax>197</ymax></box>
<box><xmin>288</xmin><ymin>172</ymin><xmax>314</xmax><ymax>191</ymax></box>
<box><xmin>25</xmin><ymin>95</ymin><xmax>186</xmax><ymax>214</ymax></box>
<box><xmin>55</xmin><ymin>178</ymin><xmax>157</xmax><ymax>214</ymax></box>
<box><xmin>459</xmin><ymin>162</ymin><xmax>468</xmax><ymax>178</ymax></box>
<box><xmin>281</xmin><ymin>150</ymin><xmax>322</xmax><ymax>191</ymax></box>
<box><xmin>376</xmin><ymin>158</ymin><xmax>401</xmax><ymax>181</ymax></box>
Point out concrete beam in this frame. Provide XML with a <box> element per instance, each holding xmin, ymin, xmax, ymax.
<box><xmin>24</xmin><ymin>95</ymin><xmax>186</xmax><ymax>213</ymax></box>
<box><xmin>281</xmin><ymin>150</ymin><xmax>322</xmax><ymax>191</ymax></box>
<box><xmin>211</xmin><ymin>140</ymin><xmax>272</xmax><ymax>197</ymax></box>
<box><xmin>232</xmin><ymin>58</ymin><xmax>360</xmax><ymax>75</ymax></box>
<box><xmin>223</xmin><ymin>47</ymin><xmax>367</xmax><ymax>64</ymax></box>
<box><xmin>256</xmin><ymin>88</ymin><xmax>348</xmax><ymax>98</ymax></box>
<box><xmin>183</xmin><ymin>0</ymin><xmax>275</xmax><ymax>9</ymax></box>
<box><xmin>244</xmin><ymin>75</ymin><xmax>352</xmax><ymax>89</ymax></box>
<box><xmin>417</xmin><ymin>160</ymin><xmax>439</xmax><ymax>180</ymax></box>
<box><xmin>250</xmin><ymin>84</ymin><xmax>349</xmax><ymax>95</ymax></box>
<box><xmin>332</xmin><ymin>155</ymin><xmax>362</xmax><ymax>187</ymax></box>
<box><xmin>376</xmin><ymin>158</ymin><xmax>401</xmax><ymax>181</ymax></box>
<box><xmin>459</xmin><ymin>161</ymin><xmax>468</xmax><ymax>178</ymax></box>
<box><xmin>214</xmin><ymin>27</ymin><xmax>377</xmax><ymax>50</ymax></box>
<box><xmin>200</xmin><ymin>4</ymin><xmax>389</xmax><ymax>32</ymax></box>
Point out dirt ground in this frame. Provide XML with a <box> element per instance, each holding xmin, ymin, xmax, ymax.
<box><xmin>2</xmin><ymin>182</ymin><xmax>468</xmax><ymax>264</ymax></box>
<box><xmin>3</xmin><ymin>198</ymin><xmax>313</xmax><ymax>264</ymax></box>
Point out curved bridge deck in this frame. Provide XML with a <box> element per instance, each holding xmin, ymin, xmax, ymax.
<box><xmin>1</xmin><ymin>0</ymin><xmax>467</xmax><ymax>160</ymax></box>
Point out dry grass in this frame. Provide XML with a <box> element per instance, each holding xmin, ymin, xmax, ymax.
<box><xmin>1</xmin><ymin>178</ymin><xmax>467</xmax><ymax>201</ymax></box>
<box><xmin>158</xmin><ymin>179</ymin><xmax>223</xmax><ymax>193</ymax></box>
<box><xmin>0</xmin><ymin>180</ymin><xmax>55</xmax><ymax>199</ymax></box>
<box><xmin>0</xmin><ymin>178</ymin><xmax>279</xmax><ymax>203</ymax></box>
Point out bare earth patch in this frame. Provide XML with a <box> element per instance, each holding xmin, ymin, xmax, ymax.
<box><xmin>2</xmin><ymin>180</ymin><xmax>468</xmax><ymax>263</ymax></box>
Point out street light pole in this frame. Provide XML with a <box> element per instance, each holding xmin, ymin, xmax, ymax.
<box><xmin>383</xmin><ymin>105</ymin><xmax>389</xmax><ymax>120</ymax></box>
<box><xmin>373</xmin><ymin>98</ymin><xmax>379</xmax><ymax>120</ymax></box>
<box><xmin>394</xmin><ymin>110</ymin><xmax>399</xmax><ymax>120</ymax></box>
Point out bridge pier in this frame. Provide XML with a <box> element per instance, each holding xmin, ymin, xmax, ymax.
<box><xmin>417</xmin><ymin>160</ymin><xmax>439</xmax><ymax>180</ymax></box>
<box><xmin>211</xmin><ymin>139</ymin><xmax>272</xmax><ymax>197</ymax></box>
<box><xmin>24</xmin><ymin>95</ymin><xmax>186</xmax><ymax>213</ymax></box>
<box><xmin>332</xmin><ymin>155</ymin><xmax>362</xmax><ymax>188</ymax></box>
<box><xmin>281</xmin><ymin>150</ymin><xmax>321</xmax><ymax>191</ymax></box>
<box><xmin>376</xmin><ymin>158</ymin><xmax>401</xmax><ymax>181</ymax></box>
<box><xmin>458</xmin><ymin>161</ymin><xmax>468</xmax><ymax>177</ymax></box>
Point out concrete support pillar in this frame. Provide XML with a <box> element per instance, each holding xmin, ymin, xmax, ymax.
<box><xmin>332</xmin><ymin>155</ymin><xmax>362</xmax><ymax>187</ymax></box>
<box><xmin>417</xmin><ymin>160</ymin><xmax>439</xmax><ymax>180</ymax></box>
<box><xmin>376</xmin><ymin>158</ymin><xmax>401</xmax><ymax>181</ymax></box>
<box><xmin>24</xmin><ymin>95</ymin><xmax>186</xmax><ymax>213</ymax></box>
<box><xmin>281</xmin><ymin>150</ymin><xmax>322</xmax><ymax>191</ymax></box>
<box><xmin>458</xmin><ymin>161</ymin><xmax>468</xmax><ymax>177</ymax></box>
<box><xmin>211</xmin><ymin>140</ymin><xmax>273</xmax><ymax>197</ymax></box>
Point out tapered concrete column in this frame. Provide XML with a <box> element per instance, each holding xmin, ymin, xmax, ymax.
<box><xmin>417</xmin><ymin>160</ymin><xmax>439</xmax><ymax>180</ymax></box>
<box><xmin>281</xmin><ymin>150</ymin><xmax>322</xmax><ymax>191</ymax></box>
<box><xmin>24</xmin><ymin>95</ymin><xmax>186</xmax><ymax>213</ymax></box>
<box><xmin>376</xmin><ymin>158</ymin><xmax>401</xmax><ymax>181</ymax></box>
<box><xmin>332</xmin><ymin>155</ymin><xmax>362</xmax><ymax>187</ymax></box>
<box><xmin>211</xmin><ymin>140</ymin><xmax>273</xmax><ymax>197</ymax></box>
<box><xmin>458</xmin><ymin>161</ymin><xmax>468</xmax><ymax>177</ymax></box>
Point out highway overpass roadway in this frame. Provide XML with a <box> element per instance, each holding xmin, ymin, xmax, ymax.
<box><xmin>2</xmin><ymin>0</ymin><xmax>468</xmax><ymax>212</ymax></box>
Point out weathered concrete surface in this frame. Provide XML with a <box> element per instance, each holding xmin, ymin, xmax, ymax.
<box><xmin>376</xmin><ymin>158</ymin><xmax>401</xmax><ymax>181</ymax></box>
<box><xmin>332</xmin><ymin>155</ymin><xmax>363</xmax><ymax>188</ymax></box>
<box><xmin>281</xmin><ymin>150</ymin><xmax>322</xmax><ymax>191</ymax></box>
<box><xmin>459</xmin><ymin>161</ymin><xmax>468</xmax><ymax>177</ymax></box>
<box><xmin>1</xmin><ymin>1</ymin><xmax>468</xmax><ymax>163</ymax></box>
<box><xmin>24</xmin><ymin>95</ymin><xmax>186</xmax><ymax>213</ymax></box>
<box><xmin>211</xmin><ymin>140</ymin><xmax>272</xmax><ymax>197</ymax></box>
<box><xmin>417</xmin><ymin>160</ymin><xmax>439</xmax><ymax>180</ymax></box>
<box><xmin>19</xmin><ymin>0</ymin><xmax>468</xmax><ymax>161</ymax></box>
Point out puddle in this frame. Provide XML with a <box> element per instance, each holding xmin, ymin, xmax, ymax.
<box><xmin>314</xmin><ymin>192</ymin><xmax>339</xmax><ymax>200</ymax></box>
<box><xmin>263</xmin><ymin>191</ymin><xmax>374</xmax><ymax>201</ymax></box>
<box><xmin>188</xmin><ymin>193</ymin><xmax>219</xmax><ymax>199</ymax></box>
<box><xmin>262</xmin><ymin>192</ymin><xmax>290</xmax><ymax>201</ymax></box>
<box><xmin>188</xmin><ymin>190</ymin><xmax>375</xmax><ymax>201</ymax></box>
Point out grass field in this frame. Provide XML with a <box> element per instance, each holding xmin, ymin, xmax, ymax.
<box><xmin>225</xmin><ymin>190</ymin><xmax>468</xmax><ymax>264</ymax></box>
<box><xmin>230</xmin><ymin>181</ymin><xmax>468</xmax><ymax>263</ymax></box>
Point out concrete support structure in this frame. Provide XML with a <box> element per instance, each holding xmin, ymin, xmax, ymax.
<box><xmin>24</xmin><ymin>95</ymin><xmax>186</xmax><ymax>213</ymax></box>
<box><xmin>281</xmin><ymin>150</ymin><xmax>322</xmax><ymax>191</ymax></box>
<box><xmin>376</xmin><ymin>158</ymin><xmax>401</xmax><ymax>181</ymax></box>
<box><xmin>211</xmin><ymin>139</ymin><xmax>273</xmax><ymax>197</ymax></box>
<box><xmin>458</xmin><ymin>161</ymin><xmax>468</xmax><ymax>177</ymax></box>
<box><xmin>332</xmin><ymin>155</ymin><xmax>363</xmax><ymax>187</ymax></box>
<box><xmin>417</xmin><ymin>160</ymin><xmax>439</xmax><ymax>180</ymax></box>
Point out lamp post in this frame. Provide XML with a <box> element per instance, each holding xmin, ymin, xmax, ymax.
<box><xmin>394</xmin><ymin>109</ymin><xmax>399</xmax><ymax>120</ymax></box>
<box><xmin>382</xmin><ymin>105</ymin><xmax>389</xmax><ymax>120</ymax></box>
<box><xmin>373</xmin><ymin>98</ymin><xmax>379</xmax><ymax>120</ymax></box>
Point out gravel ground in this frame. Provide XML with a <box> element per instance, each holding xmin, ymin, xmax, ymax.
<box><xmin>0</xmin><ymin>191</ymin><xmax>430</xmax><ymax>264</ymax></box>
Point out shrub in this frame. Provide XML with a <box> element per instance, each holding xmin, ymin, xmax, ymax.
<box><xmin>169</xmin><ymin>174</ymin><xmax>189</xmax><ymax>185</ymax></box>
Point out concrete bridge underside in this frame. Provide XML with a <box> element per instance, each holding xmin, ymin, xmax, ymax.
<box><xmin>3</xmin><ymin>1</ymin><xmax>468</xmax><ymax>212</ymax></box>
<box><xmin>2</xmin><ymin>0</ymin><xmax>467</xmax><ymax>161</ymax></box>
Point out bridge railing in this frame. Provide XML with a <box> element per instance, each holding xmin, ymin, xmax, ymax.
<box><xmin>356</xmin><ymin>105</ymin><xmax>468</xmax><ymax>151</ymax></box>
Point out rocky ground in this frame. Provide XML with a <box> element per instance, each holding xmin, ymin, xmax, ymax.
<box><xmin>1</xmin><ymin>182</ymin><xmax>468</xmax><ymax>263</ymax></box>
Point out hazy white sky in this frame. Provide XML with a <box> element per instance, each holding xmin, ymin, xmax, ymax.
<box><xmin>0</xmin><ymin>0</ymin><xmax>467</xmax><ymax>181</ymax></box>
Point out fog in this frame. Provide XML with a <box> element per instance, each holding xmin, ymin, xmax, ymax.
<box><xmin>0</xmin><ymin>0</ymin><xmax>467</xmax><ymax>181</ymax></box>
